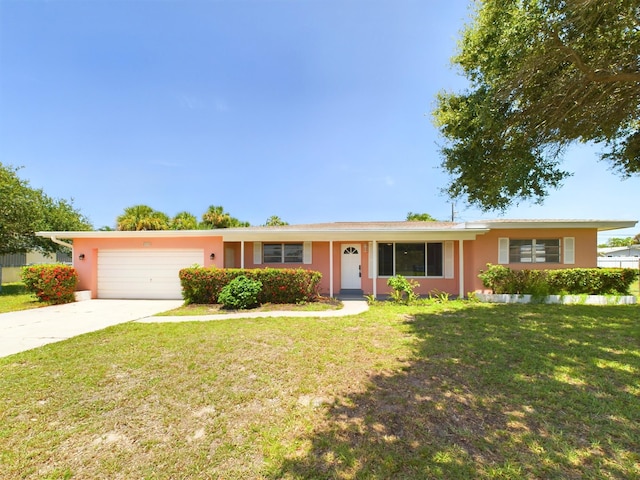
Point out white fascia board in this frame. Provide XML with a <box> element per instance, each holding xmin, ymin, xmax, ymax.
<box><xmin>35</xmin><ymin>230</ymin><xmax>221</xmax><ymax>239</ymax></box>
<box><xmin>470</xmin><ymin>220</ymin><xmax>637</xmax><ymax>231</ymax></box>
<box><xmin>219</xmin><ymin>229</ymin><xmax>489</xmax><ymax>242</ymax></box>
<box><xmin>37</xmin><ymin>227</ymin><xmax>490</xmax><ymax>242</ymax></box>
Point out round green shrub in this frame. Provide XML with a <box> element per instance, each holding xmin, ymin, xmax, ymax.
<box><xmin>217</xmin><ymin>275</ymin><xmax>263</xmax><ymax>309</ymax></box>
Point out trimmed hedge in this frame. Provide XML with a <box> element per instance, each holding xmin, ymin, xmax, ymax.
<box><xmin>21</xmin><ymin>264</ymin><xmax>79</xmax><ymax>304</ymax></box>
<box><xmin>479</xmin><ymin>264</ymin><xmax>639</xmax><ymax>295</ymax></box>
<box><xmin>179</xmin><ymin>267</ymin><xmax>322</xmax><ymax>305</ymax></box>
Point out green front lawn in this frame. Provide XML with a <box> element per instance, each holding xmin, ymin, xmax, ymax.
<box><xmin>1</xmin><ymin>302</ymin><xmax>638</xmax><ymax>479</ymax></box>
<box><xmin>0</xmin><ymin>283</ymin><xmax>41</xmax><ymax>313</ymax></box>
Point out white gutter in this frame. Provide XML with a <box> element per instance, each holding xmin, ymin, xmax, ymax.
<box><xmin>49</xmin><ymin>235</ymin><xmax>74</xmax><ymax>250</ymax></box>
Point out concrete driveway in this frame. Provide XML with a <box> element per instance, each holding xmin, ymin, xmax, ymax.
<box><xmin>0</xmin><ymin>299</ymin><xmax>183</xmax><ymax>358</ymax></box>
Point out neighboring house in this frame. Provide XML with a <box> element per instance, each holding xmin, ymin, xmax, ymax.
<box><xmin>0</xmin><ymin>251</ymin><xmax>72</xmax><ymax>283</ymax></box>
<box><xmin>36</xmin><ymin>219</ymin><xmax>637</xmax><ymax>300</ymax></box>
<box><xmin>597</xmin><ymin>245</ymin><xmax>640</xmax><ymax>269</ymax></box>
<box><xmin>598</xmin><ymin>245</ymin><xmax>640</xmax><ymax>257</ymax></box>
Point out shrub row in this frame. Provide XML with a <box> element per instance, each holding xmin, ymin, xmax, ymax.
<box><xmin>479</xmin><ymin>264</ymin><xmax>639</xmax><ymax>296</ymax></box>
<box><xmin>179</xmin><ymin>267</ymin><xmax>322</xmax><ymax>305</ymax></box>
<box><xmin>21</xmin><ymin>264</ymin><xmax>78</xmax><ymax>304</ymax></box>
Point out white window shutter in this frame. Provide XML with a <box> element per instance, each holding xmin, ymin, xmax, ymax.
<box><xmin>564</xmin><ymin>237</ymin><xmax>575</xmax><ymax>264</ymax></box>
<box><xmin>498</xmin><ymin>238</ymin><xmax>509</xmax><ymax>264</ymax></box>
<box><xmin>303</xmin><ymin>241</ymin><xmax>312</xmax><ymax>264</ymax></box>
<box><xmin>444</xmin><ymin>241</ymin><xmax>454</xmax><ymax>279</ymax></box>
<box><xmin>253</xmin><ymin>242</ymin><xmax>262</xmax><ymax>265</ymax></box>
<box><xmin>368</xmin><ymin>242</ymin><xmax>373</xmax><ymax>279</ymax></box>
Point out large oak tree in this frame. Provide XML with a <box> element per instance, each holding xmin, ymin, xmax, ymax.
<box><xmin>433</xmin><ymin>0</ymin><xmax>639</xmax><ymax>211</ymax></box>
<box><xmin>0</xmin><ymin>163</ymin><xmax>92</xmax><ymax>254</ymax></box>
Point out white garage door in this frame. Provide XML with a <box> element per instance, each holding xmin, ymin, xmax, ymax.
<box><xmin>98</xmin><ymin>249</ymin><xmax>204</xmax><ymax>299</ymax></box>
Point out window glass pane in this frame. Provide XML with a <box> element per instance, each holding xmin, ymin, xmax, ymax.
<box><xmin>510</xmin><ymin>239</ymin><xmax>533</xmax><ymax>263</ymax></box>
<box><xmin>427</xmin><ymin>242</ymin><xmax>443</xmax><ymax>276</ymax></box>
<box><xmin>263</xmin><ymin>244</ymin><xmax>282</xmax><ymax>263</ymax></box>
<box><xmin>378</xmin><ymin>243</ymin><xmax>394</xmax><ymax>276</ymax></box>
<box><xmin>395</xmin><ymin>243</ymin><xmax>425</xmax><ymax>276</ymax></box>
<box><xmin>284</xmin><ymin>244</ymin><xmax>303</xmax><ymax>263</ymax></box>
<box><xmin>536</xmin><ymin>239</ymin><xmax>560</xmax><ymax>263</ymax></box>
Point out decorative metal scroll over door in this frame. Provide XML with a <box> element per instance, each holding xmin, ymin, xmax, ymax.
<box><xmin>341</xmin><ymin>244</ymin><xmax>361</xmax><ymax>290</ymax></box>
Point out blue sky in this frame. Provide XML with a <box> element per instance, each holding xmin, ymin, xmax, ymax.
<box><xmin>1</xmin><ymin>0</ymin><xmax>638</xmax><ymax>241</ymax></box>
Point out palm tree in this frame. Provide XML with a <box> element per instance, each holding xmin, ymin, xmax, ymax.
<box><xmin>264</xmin><ymin>215</ymin><xmax>288</xmax><ymax>226</ymax></box>
<box><xmin>406</xmin><ymin>212</ymin><xmax>438</xmax><ymax>222</ymax></box>
<box><xmin>201</xmin><ymin>205</ymin><xmax>232</xmax><ymax>228</ymax></box>
<box><xmin>171</xmin><ymin>211</ymin><xmax>199</xmax><ymax>230</ymax></box>
<box><xmin>116</xmin><ymin>205</ymin><xmax>170</xmax><ymax>231</ymax></box>
<box><xmin>200</xmin><ymin>205</ymin><xmax>249</xmax><ymax>228</ymax></box>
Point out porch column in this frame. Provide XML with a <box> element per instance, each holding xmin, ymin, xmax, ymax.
<box><xmin>372</xmin><ymin>240</ymin><xmax>377</xmax><ymax>299</ymax></box>
<box><xmin>240</xmin><ymin>241</ymin><xmax>245</xmax><ymax>269</ymax></box>
<box><xmin>458</xmin><ymin>240</ymin><xmax>464</xmax><ymax>298</ymax></box>
<box><xmin>329</xmin><ymin>240</ymin><xmax>334</xmax><ymax>298</ymax></box>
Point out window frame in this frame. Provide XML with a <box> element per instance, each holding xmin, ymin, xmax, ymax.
<box><xmin>377</xmin><ymin>242</ymin><xmax>444</xmax><ymax>278</ymax></box>
<box><xmin>262</xmin><ymin>243</ymin><xmax>304</xmax><ymax>264</ymax></box>
<box><xmin>508</xmin><ymin>238</ymin><xmax>561</xmax><ymax>264</ymax></box>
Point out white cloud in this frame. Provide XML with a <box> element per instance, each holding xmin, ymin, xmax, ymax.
<box><xmin>178</xmin><ymin>93</ymin><xmax>203</xmax><ymax>110</ymax></box>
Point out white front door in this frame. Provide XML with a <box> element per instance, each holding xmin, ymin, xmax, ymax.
<box><xmin>341</xmin><ymin>244</ymin><xmax>361</xmax><ymax>290</ymax></box>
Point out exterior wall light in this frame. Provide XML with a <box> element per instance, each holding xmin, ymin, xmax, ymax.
<box><xmin>210</xmin><ymin>253</ymin><xmax>215</xmax><ymax>260</ymax></box>
<box><xmin>79</xmin><ymin>254</ymin><xmax>85</xmax><ymax>260</ymax></box>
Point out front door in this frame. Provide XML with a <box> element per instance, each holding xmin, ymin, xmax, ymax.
<box><xmin>341</xmin><ymin>244</ymin><xmax>361</xmax><ymax>290</ymax></box>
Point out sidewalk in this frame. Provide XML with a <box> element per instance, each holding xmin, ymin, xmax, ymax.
<box><xmin>135</xmin><ymin>299</ymin><xmax>369</xmax><ymax>323</ymax></box>
<box><xmin>0</xmin><ymin>299</ymin><xmax>369</xmax><ymax>358</ymax></box>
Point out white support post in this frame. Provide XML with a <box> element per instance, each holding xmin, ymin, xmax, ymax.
<box><xmin>458</xmin><ymin>240</ymin><xmax>465</xmax><ymax>298</ymax></box>
<box><xmin>240</xmin><ymin>241</ymin><xmax>245</xmax><ymax>269</ymax></box>
<box><xmin>329</xmin><ymin>240</ymin><xmax>334</xmax><ymax>298</ymax></box>
<box><xmin>373</xmin><ymin>240</ymin><xmax>377</xmax><ymax>299</ymax></box>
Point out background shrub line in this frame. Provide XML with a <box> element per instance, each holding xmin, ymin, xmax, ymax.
<box><xmin>479</xmin><ymin>264</ymin><xmax>639</xmax><ymax>296</ymax></box>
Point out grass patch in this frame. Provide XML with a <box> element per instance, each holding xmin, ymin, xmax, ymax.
<box><xmin>0</xmin><ymin>283</ymin><xmax>41</xmax><ymax>313</ymax></box>
<box><xmin>1</xmin><ymin>302</ymin><xmax>638</xmax><ymax>479</ymax></box>
<box><xmin>156</xmin><ymin>297</ymin><xmax>342</xmax><ymax>316</ymax></box>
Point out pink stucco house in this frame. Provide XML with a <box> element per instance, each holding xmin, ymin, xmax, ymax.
<box><xmin>37</xmin><ymin>219</ymin><xmax>637</xmax><ymax>300</ymax></box>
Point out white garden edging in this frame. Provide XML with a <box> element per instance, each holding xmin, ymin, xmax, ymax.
<box><xmin>476</xmin><ymin>293</ymin><xmax>637</xmax><ymax>305</ymax></box>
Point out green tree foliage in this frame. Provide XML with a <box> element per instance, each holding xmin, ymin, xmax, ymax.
<box><xmin>170</xmin><ymin>211</ymin><xmax>199</xmax><ymax>230</ymax></box>
<box><xmin>264</xmin><ymin>215</ymin><xmax>289</xmax><ymax>226</ymax></box>
<box><xmin>406</xmin><ymin>212</ymin><xmax>438</xmax><ymax>221</ymax></box>
<box><xmin>433</xmin><ymin>0</ymin><xmax>640</xmax><ymax>211</ymax></box>
<box><xmin>0</xmin><ymin>163</ymin><xmax>92</xmax><ymax>255</ymax></box>
<box><xmin>116</xmin><ymin>205</ymin><xmax>170</xmax><ymax>231</ymax></box>
<box><xmin>605</xmin><ymin>237</ymin><xmax>635</xmax><ymax>247</ymax></box>
<box><xmin>200</xmin><ymin>205</ymin><xmax>249</xmax><ymax>229</ymax></box>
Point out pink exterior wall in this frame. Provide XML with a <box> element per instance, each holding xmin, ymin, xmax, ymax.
<box><xmin>242</xmin><ymin>242</ymin><xmax>333</xmax><ymax>295</ymax></box>
<box><xmin>241</xmin><ymin>241</ymin><xmax>465</xmax><ymax>297</ymax></box>
<box><xmin>68</xmin><ymin>227</ymin><xmax>601</xmax><ymax>300</ymax></box>
<box><xmin>368</xmin><ymin>241</ymin><xmax>462</xmax><ymax>297</ymax></box>
<box><xmin>466</xmin><ymin>228</ymin><xmax>598</xmax><ymax>292</ymax></box>
<box><xmin>72</xmin><ymin>236</ymin><xmax>223</xmax><ymax>298</ymax></box>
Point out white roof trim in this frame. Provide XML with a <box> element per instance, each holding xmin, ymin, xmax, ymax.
<box><xmin>468</xmin><ymin>220</ymin><xmax>637</xmax><ymax>231</ymax></box>
<box><xmin>36</xmin><ymin>219</ymin><xmax>636</xmax><ymax>242</ymax></box>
